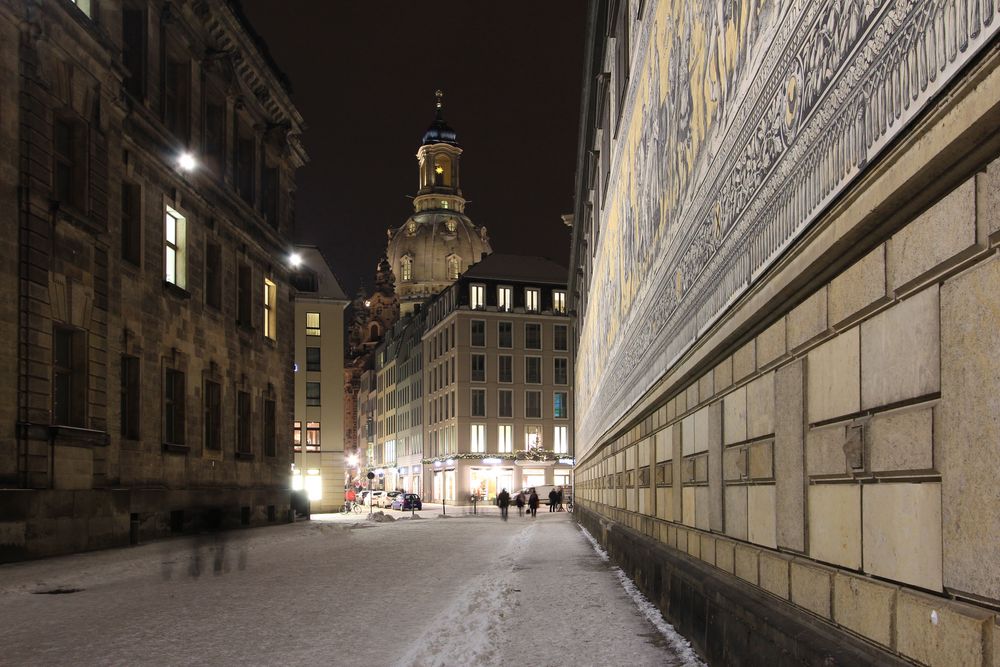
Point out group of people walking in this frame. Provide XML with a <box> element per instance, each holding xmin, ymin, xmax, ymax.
<box><xmin>495</xmin><ymin>487</ymin><xmax>565</xmax><ymax>520</ymax></box>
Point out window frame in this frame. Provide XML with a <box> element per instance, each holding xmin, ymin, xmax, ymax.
<box><xmin>525</xmin><ymin>356</ymin><xmax>542</xmax><ymax>384</ymax></box>
<box><xmin>470</xmin><ymin>283</ymin><xmax>486</xmax><ymax>310</ymax></box>
<box><xmin>497</xmin><ymin>285</ymin><xmax>512</xmax><ymax>312</ymax></box>
<box><xmin>263</xmin><ymin>277</ymin><xmax>277</xmax><ymax>340</ymax></box>
<box><xmin>525</xmin><ymin>323</ymin><xmax>541</xmax><ymax>350</ymax></box>
<box><xmin>164</xmin><ymin>205</ymin><xmax>187</xmax><ymax>289</ymax></box>
<box><xmin>498</xmin><ymin>321</ymin><xmax>513</xmax><ymax>348</ymax></box>
<box><xmin>525</xmin><ymin>390</ymin><xmax>542</xmax><ymax>419</ymax></box>
<box><xmin>470</xmin><ymin>319</ymin><xmax>486</xmax><ymax>347</ymax></box>
<box><xmin>525</xmin><ymin>288</ymin><xmax>540</xmax><ymax>312</ymax></box>
<box><xmin>306</xmin><ymin>381</ymin><xmax>321</xmax><ymax>406</ymax></box>
<box><xmin>471</xmin><ymin>388</ymin><xmax>487</xmax><ymax>418</ymax></box>
<box><xmin>305</xmin><ymin>311</ymin><xmax>321</xmax><ymax>336</ymax></box>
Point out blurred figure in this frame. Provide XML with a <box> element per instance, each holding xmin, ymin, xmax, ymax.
<box><xmin>515</xmin><ymin>491</ymin><xmax>526</xmax><ymax>517</ymax></box>
<box><xmin>528</xmin><ymin>489</ymin><xmax>539</xmax><ymax>517</ymax></box>
<box><xmin>497</xmin><ymin>488</ymin><xmax>510</xmax><ymax>520</ymax></box>
<box><xmin>548</xmin><ymin>488</ymin><xmax>558</xmax><ymax>512</ymax></box>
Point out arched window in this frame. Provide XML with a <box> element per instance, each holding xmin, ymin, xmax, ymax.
<box><xmin>434</xmin><ymin>156</ymin><xmax>451</xmax><ymax>186</ymax></box>
<box><xmin>400</xmin><ymin>255</ymin><xmax>412</xmax><ymax>281</ymax></box>
<box><xmin>447</xmin><ymin>255</ymin><xmax>461</xmax><ymax>280</ymax></box>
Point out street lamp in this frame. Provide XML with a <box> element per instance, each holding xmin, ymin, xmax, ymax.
<box><xmin>289</xmin><ymin>252</ymin><xmax>302</xmax><ymax>267</ymax></box>
<box><xmin>177</xmin><ymin>151</ymin><xmax>197</xmax><ymax>172</ymax></box>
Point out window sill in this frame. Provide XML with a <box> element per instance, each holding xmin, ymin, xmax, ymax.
<box><xmin>163</xmin><ymin>281</ymin><xmax>191</xmax><ymax>300</ymax></box>
<box><xmin>46</xmin><ymin>425</ymin><xmax>110</xmax><ymax>446</ymax></box>
<box><xmin>235</xmin><ymin>451</ymin><xmax>255</xmax><ymax>461</ymax></box>
<box><xmin>162</xmin><ymin>442</ymin><xmax>190</xmax><ymax>454</ymax></box>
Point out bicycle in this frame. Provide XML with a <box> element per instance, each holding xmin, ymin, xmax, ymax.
<box><xmin>340</xmin><ymin>501</ymin><xmax>363</xmax><ymax>514</ymax></box>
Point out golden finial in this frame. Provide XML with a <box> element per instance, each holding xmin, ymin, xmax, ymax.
<box><xmin>435</xmin><ymin>89</ymin><xmax>444</xmax><ymax>109</ymax></box>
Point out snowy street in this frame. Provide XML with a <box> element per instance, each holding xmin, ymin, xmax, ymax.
<box><xmin>0</xmin><ymin>511</ymin><xmax>700</xmax><ymax>666</ymax></box>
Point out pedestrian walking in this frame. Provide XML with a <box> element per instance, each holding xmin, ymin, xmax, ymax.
<box><xmin>548</xmin><ymin>488</ymin><xmax>558</xmax><ymax>512</ymax></box>
<box><xmin>557</xmin><ymin>487</ymin><xmax>564</xmax><ymax>512</ymax></box>
<box><xmin>497</xmin><ymin>488</ymin><xmax>510</xmax><ymax>520</ymax></box>
<box><xmin>515</xmin><ymin>491</ymin><xmax>525</xmax><ymax>517</ymax></box>
<box><xmin>528</xmin><ymin>489</ymin><xmax>539</xmax><ymax>517</ymax></box>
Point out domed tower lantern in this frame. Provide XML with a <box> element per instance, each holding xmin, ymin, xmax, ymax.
<box><xmin>415</xmin><ymin>90</ymin><xmax>466</xmax><ymax>213</ymax></box>
<box><xmin>386</xmin><ymin>90</ymin><xmax>492</xmax><ymax>316</ymax></box>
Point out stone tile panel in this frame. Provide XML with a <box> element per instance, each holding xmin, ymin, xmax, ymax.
<box><xmin>747</xmin><ymin>485</ymin><xmax>777</xmax><ymax>549</ymax></box>
<box><xmin>756</xmin><ymin>317</ymin><xmax>787</xmax><ymax>369</ymax></box>
<box><xmin>724</xmin><ymin>484</ymin><xmax>748</xmax><ymax>540</ymax></box>
<box><xmin>723</xmin><ymin>385</ymin><xmax>747</xmax><ymax>445</ymax></box>
<box><xmin>806</xmin><ymin>424</ymin><xmax>849</xmax><ymax>476</ymax></box>
<box><xmin>774</xmin><ymin>360</ymin><xmax>806</xmax><ymax>552</ymax></box>
<box><xmin>806</xmin><ymin>327</ymin><xmax>860</xmax><ymax>423</ymax></box>
<box><xmin>734</xmin><ymin>544</ymin><xmax>759</xmax><ymax>585</ymax></box>
<box><xmin>716</xmin><ymin>539</ymin><xmax>735</xmax><ymax>574</ymax></box>
<box><xmin>714</xmin><ymin>356</ymin><xmax>733</xmax><ymax>392</ymax></box>
<box><xmin>732</xmin><ymin>340</ymin><xmax>756</xmax><ymax>382</ymax></box>
<box><xmin>863</xmin><ymin>483</ymin><xmax>943</xmax><ymax>592</ymax></box>
<box><xmin>896</xmin><ymin>589</ymin><xmax>990</xmax><ymax>667</ymax></box>
<box><xmin>759</xmin><ymin>552</ymin><xmax>790</xmax><ymax>599</ymax></box>
<box><xmin>829</xmin><ymin>245</ymin><xmax>889</xmax><ymax>328</ymax></box>
<box><xmin>788</xmin><ymin>286</ymin><xmax>829</xmax><ymax>351</ymax></box>
<box><xmin>833</xmin><ymin>573</ymin><xmax>896</xmax><ymax>648</ymax></box>
<box><xmin>746</xmin><ymin>372</ymin><xmax>775</xmax><ymax>439</ymax></box>
<box><xmin>868</xmin><ymin>405</ymin><xmax>934</xmax><ymax>472</ymax></box>
<box><xmin>808</xmin><ymin>484</ymin><xmax>861</xmax><ymax>570</ymax></box>
<box><xmin>748</xmin><ymin>441</ymin><xmax>774</xmax><ymax>479</ymax></box>
<box><xmin>790</xmin><ymin>561</ymin><xmax>832</xmax><ymax>618</ymax></box>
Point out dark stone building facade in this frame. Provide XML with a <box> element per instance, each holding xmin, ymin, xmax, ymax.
<box><xmin>0</xmin><ymin>0</ymin><xmax>307</xmax><ymax>560</ymax></box>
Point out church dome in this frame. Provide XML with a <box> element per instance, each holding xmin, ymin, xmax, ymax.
<box><xmin>387</xmin><ymin>210</ymin><xmax>492</xmax><ymax>305</ymax></box>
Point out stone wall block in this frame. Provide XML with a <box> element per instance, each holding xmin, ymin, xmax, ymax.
<box><xmin>734</xmin><ymin>544</ymin><xmax>759</xmax><ymax>585</ymax></box>
<box><xmin>861</xmin><ymin>286</ymin><xmax>940</xmax><ymax>410</ymax></box>
<box><xmin>713</xmin><ymin>356</ymin><xmax>733</xmax><ymax>393</ymax></box>
<box><xmin>833</xmin><ymin>573</ymin><xmax>896</xmax><ymax>648</ymax></box>
<box><xmin>723</xmin><ymin>385</ymin><xmax>747</xmax><ymax>445</ymax></box>
<box><xmin>790</xmin><ymin>561</ymin><xmax>833</xmax><ymax>618</ymax></box>
<box><xmin>759</xmin><ymin>552</ymin><xmax>791</xmax><ymax>599</ymax></box>
<box><xmin>724</xmin><ymin>484</ymin><xmax>747</xmax><ymax>540</ymax></box>
<box><xmin>723</xmin><ymin>446</ymin><xmax>745</xmax><ymax>482</ymax></box>
<box><xmin>707</xmin><ymin>401</ymin><xmax>724</xmax><ymax>532</ymax></box>
<box><xmin>806</xmin><ymin>327</ymin><xmax>860</xmax><ymax>423</ymax></box>
<box><xmin>746</xmin><ymin>371</ymin><xmax>775</xmax><ymax>439</ymax></box>
<box><xmin>896</xmin><ymin>589</ymin><xmax>991</xmax><ymax>667</ymax></box>
<box><xmin>716</xmin><ymin>539</ymin><xmax>735</xmax><ymax>573</ymax></box>
<box><xmin>863</xmin><ymin>483</ymin><xmax>943</xmax><ymax>591</ymax></box>
<box><xmin>686</xmin><ymin>383</ymin><xmax>699</xmax><ymax>411</ymax></box>
<box><xmin>868</xmin><ymin>405</ymin><xmax>934</xmax><ymax>472</ymax></box>
<box><xmin>808</xmin><ymin>483</ymin><xmax>861</xmax><ymax>570</ymax></box>
<box><xmin>756</xmin><ymin>317</ymin><xmax>787</xmax><ymax>369</ymax></box>
<box><xmin>732</xmin><ymin>340</ymin><xmax>756</xmax><ymax>382</ymax></box>
<box><xmin>747</xmin><ymin>485</ymin><xmax>777</xmax><ymax>549</ymax></box>
<box><xmin>978</xmin><ymin>157</ymin><xmax>1000</xmax><ymax>241</ymax></box>
<box><xmin>698</xmin><ymin>372</ymin><xmax>714</xmax><ymax>402</ymax></box>
<box><xmin>829</xmin><ymin>245</ymin><xmax>889</xmax><ymax>328</ymax></box>
<box><xmin>940</xmin><ymin>255</ymin><xmax>1000</xmax><ymax>602</ymax></box>
<box><xmin>788</xmin><ymin>286</ymin><xmax>830</xmax><ymax>351</ymax></box>
<box><xmin>694</xmin><ymin>486</ymin><xmax>710</xmax><ymax>530</ymax></box>
<box><xmin>681</xmin><ymin>414</ymin><xmax>695</xmax><ymax>457</ymax></box>
<box><xmin>806</xmin><ymin>424</ymin><xmax>850</xmax><ymax>476</ymax></box>
<box><xmin>888</xmin><ymin>177</ymin><xmax>978</xmax><ymax>291</ymax></box>
<box><xmin>774</xmin><ymin>359</ymin><xmax>805</xmax><ymax>552</ymax></box>
<box><xmin>748</xmin><ymin>441</ymin><xmax>774</xmax><ymax>479</ymax></box>
<box><xmin>700</xmin><ymin>534</ymin><xmax>716</xmax><ymax>566</ymax></box>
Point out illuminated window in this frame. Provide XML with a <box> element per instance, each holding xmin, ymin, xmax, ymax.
<box><xmin>525</xmin><ymin>288</ymin><xmax>540</xmax><ymax>312</ymax></box>
<box><xmin>498</xmin><ymin>424</ymin><xmax>513</xmax><ymax>453</ymax></box>
<box><xmin>470</xmin><ymin>424</ymin><xmax>485</xmax><ymax>453</ymax></box>
<box><xmin>554</xmin><ymin>426</ymin><xmax>569</xmax><ymax>454</ymax></box>
<box><xmin>69</xmin><ymin>0</ymin><xmax>92</xmax><ymax>18</ymax></box>
<box><xmin>400</xmin><ymin>255</ymin><xmax>412</xmax><ymax>281</ymax></box>
<box><xmin>554</xmin><ymin>392</ymin><xmax>568</xmax><ymax>419</ymax></box>
<box><xmin>447</xmin><ymin>255</ymin><xmax>461</xmax><ymax>280</ymax></box>
<box><xmin>306</xmin><ymin>421</ymin><xmax>320</xmax><ymax>451</ymax></box>
<box><xmin>525</xmin><ymin>425</ymin><xmax>542</xmax><ymax>449</ymax></box>
<box><xmin>293</xmin><ymin>420</ymin><xmax>302</xmax><ymax>452</ymax></box>
<box><xmin>498</xmin><ymin>286</ymin><xmax>512</xmax><ymax>311</ymax></box>
<box><xmin>553</xmin><ymin>290</ymin><xmax>566</xmax><ymax>314</ymax></box>
<box><xmin>470</xmin><ymin>283</ymin><xmax>485</xmax><ymax>309</ymax></box>
<box><xmin>263</xmin><ymin>278</ymin><xmax>277</xmax><ymax>340</ymax></box>
<box><xmin>305</xmin><ymin>312</ymin><xmax>320</xmax><ymax>336</ymax></box>
<box><xmin>164</xmin><ymin>206</ymin><xmax>186</xmax><ymax>288</ymax></box>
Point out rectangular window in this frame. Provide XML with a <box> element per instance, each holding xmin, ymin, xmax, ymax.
<box><xmin>306</xmin><ymin>381</ymin><xmax>321</xmax><ymax>406</ymax></box>
<box><xmin>293</xmin><ymin>420</ymin><xmax>302</xmax><ymax>452</ymax></box>
<box><xmin>305</xmin><ymin>312</ymin><xmax>321</xmax><ymax>336</ymax></box>
<box><xmin>554</xmin><ymin>425</ymin><xmax>569</xmax><ymax>454</ymax></box>
<box><xmin>525</xmin><ymin>390</ymin><xmax>541</xmax><ymax>419</ymax></box>
<box><xmin>498</xmin><ymin>286</ymin><xmax>512</xmax><ymax>311</ymax></box>
<box><xmin>525</xmin><ymin>288</ymin><xmax>540</xmax><ymax>312</ymax></box>
<box><xmin>498</xmin><ymin>389</ymin><xmax>513</xmax><ymax>418</ymax></box>
<box><xmin>263</xmin><ymin>278</ymin><xmax>276</xmax><ymax>340</ymax></box>
<box><xmin>236</xmin><ymin>390</ymin><xmax>251</xmax><ymax>455</ymax></box>
<box><xmin>70</xmin><ymin>0</ymin><xmax>93</xmax><ymax>18</ymax></box>
<box><xmin>262</xmin><ymin>165</ymin><xmax>279</xmax><ymax>228</ymax></box>
<box><xmin>235</xmin><ymin>122</ymin><xmax>255</xmax><ymax>203</ymax></box>
<box><xmin>53</xmin><ymin>328</ymin><xmax>86</xmax><ymax>427</ymax></box>
<box><xmin>471</xmin><ymin>354</ymin><xmax>486</xmax><ymax>382</ymax></box>
<box><xmin>121</xmin><ymin>182</ymin><xmax>142</xmax><ymax>266</ymax></box>
<box><xmin>498</xmin><ymin>355</ymin><xmax>512</xmax><ymax>383</ymax></box>
<box><xmin>120</xmin><ymin>355</ymin><xmax>140</xmax><ymax>439</ymax></box>
<box><xmin>204</xmin><ymin>93</ymin><xmax>226</xmax><ymax>176</ymax></box>
<box><xmin>498</xmin><ymin>321</ymin><xmax>513</xmax><ymax>348</ymax></box>
<box><xmin>164</xmin><ymin>206</ymin><xmax>186</xmax><ymax>288</ymax></box>
<box><xmin>470</xmin><ymin>283</ymin><xmax>485</xmax><ymax>310</ymax></box>
<box><xmin>526</xmin><ymin>425</ymin><xmax>542</xmax><ymax>449</ymax></box>
<box><xmin>554</xmin><ymin>325</ymin><xmax>568</xmax><ymax>351</ymax></box>
<box><xmin>554</xmin><ymin>358</ymin><xmax>568</xmax><ymax>385</ymax></box>
<box><xmin>122</xmin><ymin>7</ymin><xmax>146</xmax><ymax>99</ymax></box>
<box><xmin>306</xmin><ymin>421</ymin><xmax>320</xmax><ymax>451</ymax></box>
<box><xmin>554</xmin><ymin>391</ymin><xmax>568</xmax><ymax>419</ymax></box>
<box><xmin>263</xmin><ymin>398</ymin><xmax>276</xmax><ymax>457</ymax></box>
<box><xmin>237</xmin><ymin>264</ymin><xmax>252</xmax><ymax>327</ymax></box>
<box><xmin>203</xmin><ymin>379</ymin><xmax>221</xmax><ymax>450</ymax></box>
<box><xmin>164</xmin><ymin>57</ymin><xmax>190</xmax><ymax>141</ymax></box>
<box><xmin>471</xmin><ymin>320</ymin><xmax>485</xmax><ymax>347</ymax></box>
<box><xmin>470</xmin><ymin>424</ymin><xmax>486</xmax><ymax>453</ymax></box>
<box><xmin>614</xmin><ymin>0</ymin><xmax>631</xmax><ymax>122</ymax></box>
<box><xmin>525</xmin><ymin>323</ymin><xmax>541</xmax><ymax>349</ymax></box>
<box><xmin>471</xmin><ymin>388</ymin><xmax>486</xmax><ymax>417</ymax></box>
<box><xmin>498</xmin><ymin>424</ymin><xmax>513</xmax><ymax>453</ymax></box>
<box><xmin>553</xmin><ymin>290</ymin><xmax>567</xmax><ymax>314</ymax></box>
<box><xmin>164</xmin><ymin>368</ymin><xmax>185</xmax><ymax>445</ymax></box>
<box><xmin>306</xmin><ymin>347</ymin><xmax>321</xmax><ymax>372</ymax></box>
<box><xmin>525</xmin><ymin>356</ymin><xmax>541</xmax><ymax>384</ymax></box>
<box><xmin>205</xmin><ymin>243</ymin><xmax>221</xmax><ymax>309</ymax></box>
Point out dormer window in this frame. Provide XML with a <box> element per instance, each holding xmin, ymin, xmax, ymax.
<box><xmin>553</xmin><ymin>290</ymin><xmax>567</xmax><ymax>314</ymax></box>
<box><xmin>525</xmin><ymin>288</ymin><xmax>540</xmax><ymax>312</ymax></box>
<box><xmin>470</xmin><ymin>283</ymin><xmax>485</xmax><ymax>310</ymax></box>
<box><xmin>498</xmin><ymin>286</ymin><xmax>512</xmax><ymax>312</ymax></box>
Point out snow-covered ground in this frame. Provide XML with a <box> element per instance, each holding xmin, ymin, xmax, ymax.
<box><xmin>0</xmin><ymin>510</ymin><xmax>703</xmax><ymax>666</ymax></box>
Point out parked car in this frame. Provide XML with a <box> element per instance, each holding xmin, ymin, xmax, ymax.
<box><xmin>380</xmin><ymin>490</ymin><xmax>402</xmax><ymax>508</ymax></box>
<box><xmin>368</xmin><ymin>491</ymin><xmax>384</xmax><ymax>508</ymax></box>
<box><xmin>357</xmin><ymin>490</ymin><xmax>371</xmax><ymax>508</ymax></box>
<box><xmin>391</xmin><ymin>493</ymin><xmax>422</xmax><ymax>511</ymax></box>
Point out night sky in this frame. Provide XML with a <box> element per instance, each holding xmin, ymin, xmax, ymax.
<box><xmin>239</xmin><ymin>1</ymin><xmax>588</xmax><ymax>297</ymax></box>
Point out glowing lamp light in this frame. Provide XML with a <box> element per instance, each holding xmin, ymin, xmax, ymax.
<box><xmin>347</xmin><ymin>454</ymin><xmax>359</xmax><ymax>467</ymax></box>
<box><xmin>289</xmin><ymin>252</ymin><xmax>302</xmax><ymax>267</ymax></box>
<box><xmin>558</xmin><ymin>458</ymin><xmax>576</xmax><ymax>466</ymax></box>
<box><xmin>177</xmin><ymin>152</ymin><xmax>197</xmax><ymax>172</ymax></box>
<box><xmin>483</xmin><ymin>457</ymin><xmax>502</xmax><ymax>465</ymax></box>
<box><xmin>445</xmin><ymin>459</ymin><xmax>455</xmax><ymax>466</ymax></box>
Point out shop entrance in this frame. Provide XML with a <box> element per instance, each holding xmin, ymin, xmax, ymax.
<box><xmin>470</xmin><ymin>467</ymin><xmax>514</xmax><ymax>502</ymax></box>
